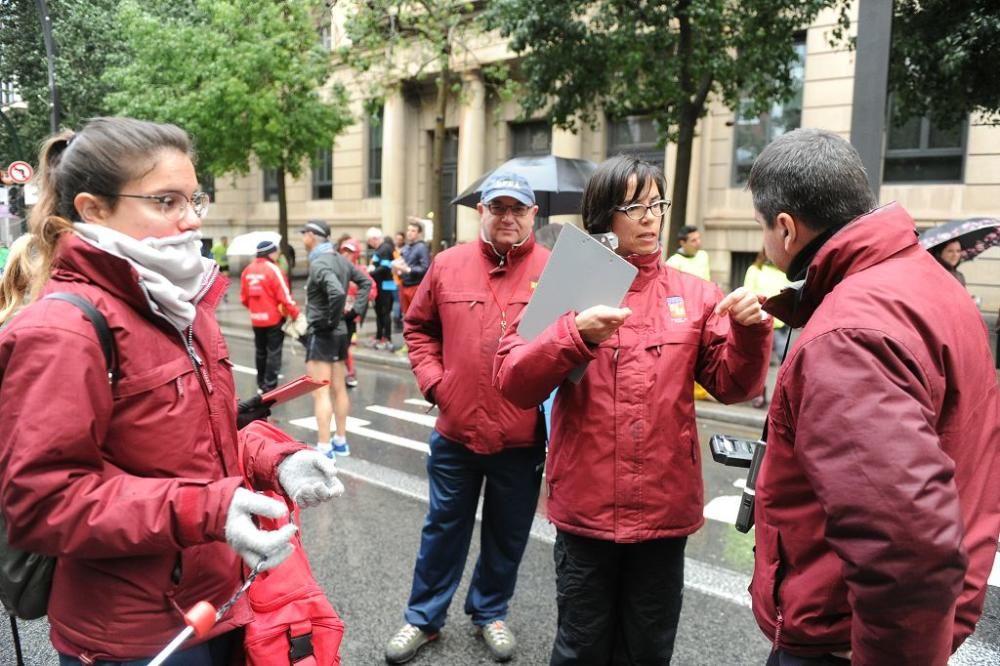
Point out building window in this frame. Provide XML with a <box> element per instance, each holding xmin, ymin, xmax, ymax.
<box><xmin>510</xmin><ymin>121</ymin><xmax>551</xmax><ymax>157</ymax></box>
<box><xmin>732</xmin><ymin>35</ymin><xmax>806</xmax><ymax>186</ymax></box>
<box><xmin>262</xmin><ymin>169</ymin><xmax>279</xmax><ymax>202</ymax></box>
<box><xmin>367</xmin><ymin>107</ymin><xmax>383</xmax><ymax>198</ymax></box>
<box><xmin>199</xmin><ymin>172</ymin><xmax>215</xmax><ymax>200</ymax></box>
<box><xmin>319</xmin><ymin>24</ymin><xmax>332</xmax><ymax>51</ymax></box>
<box><xmin>883</xmin><ymin>97</ymin><xmax>965</xmax><ymax>183</ymax></box>
<box><xmin>606</xmin><ymin>115</ymin><xmax>663</xmax><ymax>168</ymax></box>
<box><xmin>311</xmin><ymin>149</ymin><xmax>333</xmax><ymax>199</ymax></box>
<box><xmin>729</xmin><ymin>251</ymin><xmax>758</xmax><ymax>293</ymax></box>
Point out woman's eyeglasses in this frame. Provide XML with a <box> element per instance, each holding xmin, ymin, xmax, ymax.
<box><xmin>613</xmin><ymin>199</ymin><xmax>671</xmax><ymax>221</ymax></box>
<box><xmin>98</xmin><ymin>191</ymin><xmax>211</xmax><ymax>222</ymax></box>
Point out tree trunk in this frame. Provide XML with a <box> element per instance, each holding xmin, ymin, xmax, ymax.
<box><xmin>668</xmin><ymin>105</ymin><xmax>698</xmax><ymax>254</ymax></box>
<box><xmin>429</xmin><ymin>63</ymin><xmax>450</xmax><ymax>253</ymax></box>
<box><xmin>277</xmin><ymin>163</ymin><xmax>290</xmax><ymax>285</ymax></box>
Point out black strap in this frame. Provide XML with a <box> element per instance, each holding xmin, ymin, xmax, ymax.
<box><xmin>43</xmin><ymin>293</ymin><xmax>119</xmax><ymax>384</ymax></box>
<box><xmin>10</xmin><ymin>615</ymin><xmax>24</xmax><ymax>666</ymax></box>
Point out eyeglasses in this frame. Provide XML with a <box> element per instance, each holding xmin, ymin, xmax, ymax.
<box><xmin>614</xmin><ymin>199</ymin><xmax>671</xmax><ymax>221</ymax></box>
<box><xmin>99</xmin><ymin>191</ymin><xmax>211</xmax><ymax>222</ymax></box>
<box><xmin>486</xmin><ymin>202</ymin><xmax>532</xmax><ymax>218</ymax></box>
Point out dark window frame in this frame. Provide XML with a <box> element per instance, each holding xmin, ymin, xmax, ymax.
<box><xmin>509</xmin><ymin>120</ymin><xmax>552</xmax><ymax>158</ymax></box>
<box><xmin>731</xmin><ymin>34</ymin><xmax>807</xmax><ymax>187</ymax></box>
<box><xmin>262</xmin><ymin>169</ymin><xmax>279</xmax><ymax>202</ymax></box>
<box><xmin>606</xmin><ymin>114</ymin><xmax>664</xmax><ymax>168</ymax></box>
<box><xmin>883</xmin><ymin>96</ymin><xmax>967</xmax><ymax>184</ymax></box>
<box><xmin>311</xmin><ymin>148</ymin><xmax>333</xmax><ymax>200</ymax></box>
<box><xmin>367</xmin><ymin>107</ymin><xmax>383</xmax><ymax>198</ymax></box>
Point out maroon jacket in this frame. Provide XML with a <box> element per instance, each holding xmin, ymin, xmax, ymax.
<box><xmin>0</xmin><ymin>235</ymin><xmax>304</xmax><ymax>661</ymax></box>
<box><xmin>753</xmin><ymin>204</ymin><xmax>1000</xmax><ymax>665</ymax></box>
<box><xmin>404</xmin><ymin>235</ymin><xmax>549</xmax><ymax>454</ymax></box>
<box><xmin>495</xmin><ymin>250</ymin><xmax>771</xmax><ymax>541</ymax></box>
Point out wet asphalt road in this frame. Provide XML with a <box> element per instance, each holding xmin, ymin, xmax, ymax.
<box><xmin>3</xmin><ymin>334</ymin><xmax>998</xmax><ymax>665</ymax></box>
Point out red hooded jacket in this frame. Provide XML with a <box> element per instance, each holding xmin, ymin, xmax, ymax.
<box><xmin>0</xmin><ymin>235</ymin><xmax>304</xmax><ymax>661</ymax></box>
<box><xmin>753</xmin><ymin>203</ymin><xmax>1000</xmax><ymax>665</ymax></box>
<box><xmin>240</xmin><ymin>256</ymin><xmax>300</xmax><ymax>327</ymax></box>
<box><xmin>494</xmin><ymin>250</ymin><xmax>771</xmax><ymax>541</ymax></box>
<box><xmin>404</xmin><ymin>235</ymin><xmax>549</xmax><ymax>454</ymax></box>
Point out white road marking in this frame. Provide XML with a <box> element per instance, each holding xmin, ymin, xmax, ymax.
<box><xmin>232</xmin><ymin>363</ymin><xmax>256</xmax><ymax>376</ymax></box>
<box><xmin>405</xmin><ymin>398</ymin><xmax>433</xmax><ymax>408</ymax></box>
<box><xmin>704</xmin><ymin>495</ymin><xmax>742</xmax><ymax>525</ymax></box>
<box><xmin>366</xmin><ymin>404</ymin><xmax>437</xmax><ymax>428</ymax></box>
<box><xmin>990</xmin><ymin>552</ymin><xmax>1000</xmax><ymax>588</ymax></box>
<box><xmin>288</xmin><ymin>415</ymin><xmax>430</xmax><ymax>454</ymax></box>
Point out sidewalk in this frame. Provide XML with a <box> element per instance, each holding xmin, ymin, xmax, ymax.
<box><xmin>216</xmin><ymin>278</ymin><xmax>774</xmax><ymax>430</ymax></box>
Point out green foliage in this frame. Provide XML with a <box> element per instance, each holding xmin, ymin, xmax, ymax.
<box><xmin>488</xmin><ymin>0</ymin><xmax>843</xmax><ymax>143</ymax></box>
<box><xmin>105</xmin><ymin>0</ymin><xmax>351</xmax><ymax>179</ymax></box>
<box><xmin>0</xmin><ymin>0</ymin><xmax>123</xmax><ymax>163</ymax></box>
<box><xmin>890</xmin><ymin>0</ymin><xmax>1000</xmax><ymax>127</ymax></box>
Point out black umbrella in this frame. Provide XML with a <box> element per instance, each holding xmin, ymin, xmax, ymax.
<box><xmin>451</xmin><ymin>155</ymin><xmax>598</xmax><ymax>217</ymax></box>
<box><xmin>918</xmin><ymin>217</ymin><xmax>1000</xmax><ymax>261</ymax></box>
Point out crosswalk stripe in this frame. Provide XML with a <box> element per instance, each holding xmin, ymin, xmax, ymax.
<box><xmin>366</xmin><ymin>405</ymin><xmax>437</xmax><ymax>428</ymax></box>
<box><xmin>232</xmin><ymin>363</ymin><xmax>256</xmax><ymax>376</ymax></box>
<box><xmin>405</xmin><ymin>398</ymin><xmax>433</xmax><ymax>408</ymax></box>
<box><xmin>288</xmin><ymin>415</ymin><xmax>430</xmax><ymax>454</ymax></box>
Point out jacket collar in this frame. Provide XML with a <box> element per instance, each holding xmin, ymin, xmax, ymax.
<box><xmin>626</xmin><ymin>247</ymin><xmax>663</xmax><ymax>291</ymax></box>
<box><xmin>479</xmin><ymin>232</ymin><xmax>536</xmax><ymax>268</ymax></box>
<box><xmin>764</xmin><ymin>202</ymin><xmax>918</xmax><ymax>327</ymax></box>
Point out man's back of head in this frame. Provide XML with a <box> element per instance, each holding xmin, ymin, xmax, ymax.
<box><xmin>748</xmin><ymin>128</ymin><xmax>877</xmax><ymax>233</ymax></box>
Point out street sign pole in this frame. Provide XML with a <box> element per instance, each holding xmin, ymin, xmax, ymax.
<box><xmin>849</xmin><ymin>0</ymin><xmax>893</xmax><ymax>200</ymax></box>
<box><xmin>35</xmin><ymin>0</ymin><xmax>61</xmax><ymax>133</ymax></box>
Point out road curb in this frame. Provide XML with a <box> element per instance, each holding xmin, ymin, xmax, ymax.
<box><xmin>221</xmin><ymin>325</ymin><xmax>766</xmax><ymax>429</ymax></box>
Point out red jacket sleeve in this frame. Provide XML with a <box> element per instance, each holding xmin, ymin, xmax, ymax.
<box><xmin>0</xmin><ymin>325</ymin><xmax>242</xmax><ymax>558</ymax></box>
<box><xmin>237</xmin><ymin>420</ymin><xmax>309</xmax><ymax>494</ymax></box>
<box><xmin>402</xmin><ymin>262</ymin><xmax>445</xmax><ymax>400</ymax></box>
<box><xmin>264</xmin><ymin>261</ymin><xmax>299</xmax><ymax>320</ymax></box>
<box><xmin>494</xmin><ymin>311</ymin><xmax>597</xmax><ymax>409</ymax></box>
<box><xmin>782</xmin><ymin>329</ymin><xmax>966</xmax><ymax>665</ymax></box>
<box><xmin>693</xmin><ymin>289</ymin><xmax>772</xmax><ymax>404</ymax></box>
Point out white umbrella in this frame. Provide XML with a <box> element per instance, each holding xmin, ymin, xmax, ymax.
<box><xmin>227</xmin><ymin>231</ymin><xmax>282</xmax><ymax>256</ymax></box>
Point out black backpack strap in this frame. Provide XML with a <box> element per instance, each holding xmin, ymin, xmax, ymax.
<box><xmin>43</xmin><ymin>293</ymin><xmax>119</xmax><ymax>384</ymax></box>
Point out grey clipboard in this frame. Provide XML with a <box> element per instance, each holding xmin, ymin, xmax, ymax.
<box><xmin>519</xmin><ymin>223</ymin><xmax>638</xmax><ymax>383</ymax></box>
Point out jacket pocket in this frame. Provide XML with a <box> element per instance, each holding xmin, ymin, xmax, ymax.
<box><xmin>750</xmin><ymin>520</ymin><xmax>786</xmax><ymax>639</ymax></box>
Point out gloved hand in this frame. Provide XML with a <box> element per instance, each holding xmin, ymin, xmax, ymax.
<box><xmin>224</xmin><ymin>487</ymin><xmax>297</xmax><ymax>571</ymax></box>
<box><xmin>284</xmin><ymin>312</ymin><xmax>307</xmax><ymax>340</ymax></box>
<box><xmin>277</xmin><ymin>450</ymin><xmax>345</xmax><ymax>508</ymax></box>
<box><xmin>236</xmin><ymin>394</ymin><xmax>274</xmax><ymax>429</ymax></box>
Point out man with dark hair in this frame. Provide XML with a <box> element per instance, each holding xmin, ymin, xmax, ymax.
<box><xmin>665</xmin><ymin>224</ymin><xmax>710</xmax><ymax>280</ymax></box>
<box><xmin>301</xmin><ymin>220</ymin><xmax>372</xmax><ymax>456</ymax></box>
<box><xmin>385</xmin><ymin>171</ymin><xmax>549</xmax><ymax>664</ymax></box>
<box><xmin>240</xmin><ymin>239</ymin><xmax>300</xmax><ymax>393</ymax></box>
<box><xmin>395</xmin><ymin>218</ymin><xmax>431</xmax><ymax>317</ymax></box>
<box><xmin>747</xmin><ymin>128</ymin><xmax>1000</xmax><ymax>665</ymax></box>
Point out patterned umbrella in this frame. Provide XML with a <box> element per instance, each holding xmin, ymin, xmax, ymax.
<box><xmin>918</xmin><ymin>217</ymin><xmax>1000</xmax><ymax>261</ymax></box>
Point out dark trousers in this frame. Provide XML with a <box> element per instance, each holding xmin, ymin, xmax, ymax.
<box><xmin>550</xmin><ymin>531</ymin><xmax>687</xmax><ymax>665</ymax></box>
<box><xmin>375</xmin><ymin>289</ymin><xmax>395</xmax><ymax>340</ymax></box>
<box><xmin>766</xmin><ymin>649</ymin><xmax>850</xmax><ymax>666</ymax></box>
<box><xmin>253</xmin><ymin>323</ymin><xmax>284</xmax><ymax>392</ymax></box>
<box><xmin>404</xmin><ymin>431</ymin><xmax>545</xmax><ymax>633</ymax></box>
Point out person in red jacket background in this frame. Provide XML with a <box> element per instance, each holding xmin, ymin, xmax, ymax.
<box><xmin>747</xmin><ymin>129</ymin><xmax>1000</xmax><ymax>666</ymax></box>
<box><xmin>494</xmin><ymin>155</ymin><xmax>771</xmax><ymax>664</ymax></box>
<box><xmin>240</xmin><ymin>239</ymin><xmax>300</xmax><ymax>393</ymax></box>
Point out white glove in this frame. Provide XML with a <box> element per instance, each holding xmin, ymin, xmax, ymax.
<box><xmin>277</xmin><ymin>450</ymin><xmax>345</xmax><ymax>508</ymax></box>
<box><xmin>224</xmin><ymin>487</ymin><xmax>297</xmax><ymax>571</ymax></box>
<box><xmin>283</xmin><ymin>313</ymin><xmax>308</xmax><ymax>340</ymax></box>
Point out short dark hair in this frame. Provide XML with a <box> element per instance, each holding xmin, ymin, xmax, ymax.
<box><xmin>582</xmin><ymin>155</ymin><xmax>666</xmax><ymax>234</ymax></box>
<box><xmin>407</xmin><ymin>220</ymin><xmax>424</xmax><ymax>235</ymax></box>
<box><xmin>677</xmin><ymin>225</ymin><xmax>699</xmax><ymax>242</ymax></box>
<box><xmin>747</xmin><ymin>128</ymin><xmax>877</xmax><ymax>232</ymax></box>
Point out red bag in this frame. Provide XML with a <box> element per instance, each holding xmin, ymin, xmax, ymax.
<box><xmin>238</xmin><ymin>421</ymin><xmax>345</xmax><ymax>665</ymax></box>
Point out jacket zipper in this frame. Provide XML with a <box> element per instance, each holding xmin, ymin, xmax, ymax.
<box><xmin>773</xmin><ymin>606</ymin><xmax>784</xmax><ymax>650</ymax></box>
<box><xmin>181</xmin><ymin>326</ymin><xmax>213</xmax><ymax>394</ymax></box>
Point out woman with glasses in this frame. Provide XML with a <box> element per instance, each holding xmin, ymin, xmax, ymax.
<box><xmin>495</xmin><ymin>155</ymin><xmax>772</xmax><ymax>664</ymax></box>
<box><xmin>0</xmin><ymin>117</ymin><xmax>342</xmax><ymax>664</ymax></box>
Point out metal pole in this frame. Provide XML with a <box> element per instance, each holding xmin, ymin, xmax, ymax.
<box><xmin>0</xmin><ymin>107</ymin><xmax>25</xmax><ymax>162</ymax></box>
<box><xmin>849</xmin><ymin>0</ymin><xmax>893</xmax><ymax>199</ymax></box>
<box><xmin>35</xmin><ymin>0</ymin><xmax>60</xmax><ymax>133</ymax></box>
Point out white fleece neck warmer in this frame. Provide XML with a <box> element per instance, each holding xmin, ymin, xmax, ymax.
<box><xmin>73</xmin><ymin>223</ymin><xmax>217</xmax><ymax>331</ymax></box>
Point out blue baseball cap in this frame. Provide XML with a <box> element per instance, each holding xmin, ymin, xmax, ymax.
<box><xmin>480</xmin><ymin>171</ymin><xmax>535</xmax><ymax>206</ymax></box>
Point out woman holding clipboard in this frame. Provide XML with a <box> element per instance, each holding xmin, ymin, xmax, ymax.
<box><xmin>495</xmin><ymin>155</ymin><xmax>772</xmax><ymax>664</ymax></box>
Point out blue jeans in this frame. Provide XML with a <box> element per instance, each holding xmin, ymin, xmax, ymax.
<box><xmin>58</xmin><ymin>630</ymin><xmax>238</xmax><ymax>665</ymax></box>
<box><xmin>404</xmin><ymin>431</ymin><xmax>545</xmax><ymax>633</ymax></box>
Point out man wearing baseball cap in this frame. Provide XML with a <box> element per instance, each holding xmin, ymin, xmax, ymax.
<box><xmin>300</xmin><ymin>220</ymin><xmax>371</xmax><ymax>456</ymax></box>
<box><xmin>239</xmin><ymin>239</ymin><xmax>300</xmax><ymax>393</ymax></box>
<box><xmin>385</xmin><ymin>171</ymin><xmax>549</xmax><ymax>664</ymax></box>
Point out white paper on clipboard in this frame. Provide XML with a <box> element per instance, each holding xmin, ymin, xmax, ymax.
<box><xmin>518</xmin><ymin>223</ymin><xmax>638</xmax><ymax>383</ymax></box>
